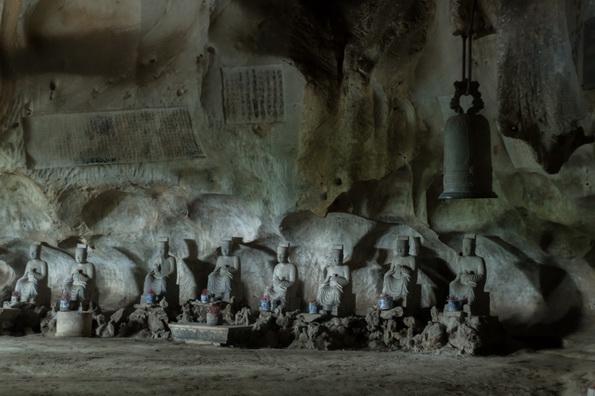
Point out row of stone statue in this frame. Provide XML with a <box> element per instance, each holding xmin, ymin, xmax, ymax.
<box><xmin>261</xmin><ymin>235</ymin><xmax>487</xmax><ymax>316</ymax></box>
<box><xmin>10</xmin><ymin>243</ymin><xmax>96</xmax><ymax>309</ymax></box>
<box><xmin>203</xmin><ymin>234</ymin><xmax>487</xmax><ymax>317</ymax></box>
<box><xmin>198</xmin><ymin>238</ymin><xmax>345</xmax><ymax>315</ymax></box>
<box><xmin>8</xmin><ymin>234</ymin><xmax>488</xmax><ymax>316</ymax></box>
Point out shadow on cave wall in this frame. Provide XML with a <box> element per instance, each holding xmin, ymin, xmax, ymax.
<box><xmin>236</xmin><ymin>240</ymin><xmax>279</xmax><ymax>305</ymax></box>
<box><xmin>485</xmin><ymin>236</ymin><xmax>584</xmax><ymax>349</ymax></box>
<box><xmin>417</xmin><ymin>253</ymin><xmax>452</xmax><ymax>307</ymax></box>
<box><xmin>113</xmin><ymin>246</ymin><xmax>145</xmax><ymax>308</ymax></box>
<box><xmin>371</xmin><ymin>247</ymin><xmax>391</xmax><ymax>294</ymax></box>
<box><xmin>514</xmin><ymin>263</ymin><xmax>583</xmax><ymax>350</ymax></box>
<box><xmin>81</xmin><ymin>191</ymin><xmax>128</xmax><ymax>230</ymax></box>
<box><xmin>584</xmin><ymin>243</ymin><xmax>595</xmax><ymax>271</ymax></box>
<box><xmin>511</xmin><ymin>306</ymin><xmax>584</xmax><ymax>350</ymax></box>
<box><xmin>182</xmin><ymin>239</ymin><xmax>205</xmax><ymax>300</ymax></box>
<box><xmin>350</xmin><ymin>223</ymin><xmax>393</xmax><ymax>271</ymax></box>
<box><xmin>57</xmin><ymin>236</ymin><xmax>86</xmax><ymax>252</ymax></box>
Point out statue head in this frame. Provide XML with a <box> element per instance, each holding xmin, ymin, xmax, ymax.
<box><xmin>462</xmin><ymin>234</ymin><xmax>476</xmax><ymax>256</ymax></box>
<box><xmin>157</xmin><ymin>237</ymin><xmax>169</xmax><ymax>256</ymax></box>
<box><xmin>221</xmin><ymin>238</ymin><xmax>232</xmax><ymax>256</ymax></box>
<box><xmin>29</xmin><ymin>243</ymin><xmax>41</xmax><ymax>259</ymax></box>
<box><xmin>328</xmin><ymin>244</ymin><xmax>344</xmax><ymax>266</ymax></box>
<box><xmin>277</xmin><ymin>243</ymin><xmax>289</xmax><ymax>263</ymax></box>
<box><xmin>75</xmin><ymin>244</ymin><xmax>87</xmax><ymax>263</ymax></box>
<box><xmin>396</xmin><ymin>237</ymin><xmax>409</xmax><ymax>257</ymax></box>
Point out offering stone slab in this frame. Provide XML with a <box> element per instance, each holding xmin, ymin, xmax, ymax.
<box><xmin>170</xmin><ymin>323</ymin><xmax>252</xmax><ymax>346</ymax></box>
<box><xmin>297</xmin><ymin>313</ymin><xmax>322</xmax><ymax>323</ymax></box>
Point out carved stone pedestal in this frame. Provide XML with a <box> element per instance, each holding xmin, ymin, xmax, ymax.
<box><xmin>258</xmin><ymin>310</ymin><xmax>273</xmax><ymax>321</ymax></box>
<box><xmin>170</xmin><ymin>323</ymin><xmax>252</xmax><ymax>346</ymax></box>
<box><xmin>56</xmin><ymin>311</ymin><xmax>93</xmax><ymax>337</ymax></box>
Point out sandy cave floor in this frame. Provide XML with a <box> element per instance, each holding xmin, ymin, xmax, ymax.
<box><xmin>0</xmin><ymin>333</ymin><xmax>594</xmax><ymax>396</ymax></box>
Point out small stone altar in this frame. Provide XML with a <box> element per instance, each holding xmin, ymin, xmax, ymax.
<box><xmin>55</xmin><ymin>311</ymin><xmax>93</xmax><ymax>337</ymax></box>
<box><xmin>170</xmin><ymin>323</ymin><xmax>252</xmax><ymax>346</ymax></box>
<box><xmin>172</xmin><ymin>297</ymin><xmax>253</xmax><ymax>345</ymax></box>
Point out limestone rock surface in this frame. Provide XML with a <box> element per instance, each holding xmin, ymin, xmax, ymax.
<box><xmin>0</xmin><ymin>0</ymin><xmax>592</xmax><ymax>342</ymax></box>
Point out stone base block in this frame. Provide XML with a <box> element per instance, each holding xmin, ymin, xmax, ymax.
<box><xmin>190</xmin><ymin>301</ymin><xmax>211</xmax><ymax>307</ymax></box>
<box><xmin>19</xmin><ymin>311</ymin><xmax>41</xmax><ymax>329</ymax></box>
<box><xmin>0</xmin><ymin>308</ymin><xmax>20</xmax><ymax>322</ymax></box>
<box><xmin>259</xmin><ymin>310</ymin><xmax>273</xmax><ymax>321</ymax></box>
<box><xmin>56</xmin><ymin>311</ymin><xmax>93</xmax><ymax>337</ymax></box>
<box><xmin>170</xmin><ymin>323</ymin><xmax>252</xmax><ymax>346</ymax></box>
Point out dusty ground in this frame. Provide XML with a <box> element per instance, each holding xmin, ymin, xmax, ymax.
<box><xmin>0</xmin><ymin>332</ymin><xmax>594</xmax><ymax>396</ymax></box>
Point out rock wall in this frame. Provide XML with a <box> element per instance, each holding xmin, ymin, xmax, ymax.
<box><xmin>0</xmin><ymin>0</ymin><xmax>594</xmax><ymax>338</ymax></box>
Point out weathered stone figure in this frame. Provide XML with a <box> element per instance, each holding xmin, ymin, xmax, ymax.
<box><xmin>207</xmin><ymin>238</ymin><xmax>239</xmax><ymax>302</ymax></box>
<box><xmin>382</xmin><ymin>236</ymin><xmax>416</xmax><ymax>307</ymax></box>
<box><xmin>317</xmin><ymin>245</ymin><xmax>350</xmax><ymax>316</ymax></box>
<box><xmin>449</xmin><ymin>234</ymin><xmax>486</xmax><ymax>313</ymax></box>
<box><xmin>143</xmin><ymin>237</ymin><xmax>176</xmax><ymax>302</ymax></box>
<box><xmin>15</xmin><ymin>243</ymin><xmax>47</xmax><ymax>304</ymax></box>
<box><xmin>263</xmin><ymin>243</ymin><xmax>297</xmax><ymax>311</ymax></box>
<box><xmin>62</xmin><ymin>244</ymin><xmax>95</xmax><ymax>309</ymax></box>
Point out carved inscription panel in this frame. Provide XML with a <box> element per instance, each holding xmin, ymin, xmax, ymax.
<box><xmin>222</xmin><ymin>65</ymin><xmax>285</xmax><ymax>123</ymax></box>
<box><xmin>24</xmin><ymin>107</ymin><xmax>205</xmax><ymax>169</ymax></box>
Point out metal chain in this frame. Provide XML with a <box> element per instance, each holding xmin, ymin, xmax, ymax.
<box><xmin>450</xmin><ymin>0</ymin><xmax>484</xmax><ymax>115</ymax></box>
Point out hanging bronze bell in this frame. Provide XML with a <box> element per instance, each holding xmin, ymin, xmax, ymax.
<box><xmin>439</xmin><ymin>80</ymin><xmax>497</xmax><ymax>199</ymax></box>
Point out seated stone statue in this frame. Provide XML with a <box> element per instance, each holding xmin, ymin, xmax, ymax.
<box><xmin>143</xmin><ymin>237</ymin><xmax>177</xmax><ymax>304</ymax></box>
<box><xmin>62</xmin><ymin>244</ymin><xmax>95</xmax><ymax>310</ymax></box>
<box><xmin>317</xmin><ymin>245</ymin><xmax>350</xmax><ymax>316</ymax></box>
<box><xmin>207</xmin><ymin>238</ymin><xmax>239</xmax><ymax>302</ymax></box>
<box><xmin>382</xmin><ymin>236</ymin><xmax>417</xmax><ymax>307</ymax></box>
<box><xmin>15</xmin><ymin>243</ymin><xmax>48</xmax><ymax>304</ymax></box>
<box><xmin>449</xmin><ymin>234</ymin><xmax>488</xmax><ymax>315</ymax></box>
<box><xmin>263</xmin><ymin>243</ymin><xmax>297</xmax><ymax>311</ymax></box>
